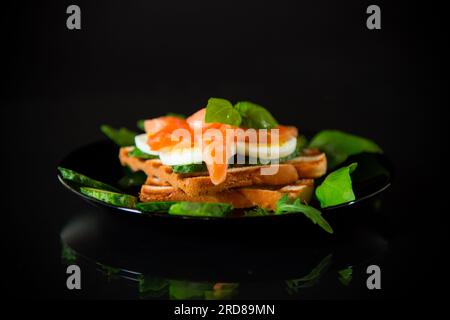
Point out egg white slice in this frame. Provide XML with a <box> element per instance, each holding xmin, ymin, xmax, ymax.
<box><xmin>158</xmin><ymin>146</ymin><xmax>203</xmax><ymax>166</ymax></box>
<box><xmin>134</xmin><ymin>133</ymin><xmax>160</xmax><ymax>155</ymax></box>
<box><xmin>236</xmin><ymin>137</ymin><xmax>297</xmax><ymax>160</ymax></box>
<box><xmin>159</xmin><ymin>144</ymin><xmax>237</xmax><ymax>166</ymax></box>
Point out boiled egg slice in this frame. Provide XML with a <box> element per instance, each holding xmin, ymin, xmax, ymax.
<box><xmin>158</xmin><ymin>144</ymin><xmax>237</xmax><ymax>166</ymax></box>
<box><xmin>134</xmin><ymin>133</ymin><xmax>160</xmax><ymax>155</ymax></box>
<box><xmin>236</xmin><ymin>137</ymin><xmax>297</xmax><ymax>160</ymax></box>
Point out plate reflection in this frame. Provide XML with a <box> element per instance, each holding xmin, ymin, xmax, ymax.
<box><xmin>60</xmin><ymin>202</ymin><xmax>389</xmax><ymax>300</ymax></box>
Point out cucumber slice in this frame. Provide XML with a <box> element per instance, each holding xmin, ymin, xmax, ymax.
<box><xmin>171</xmin><ymin>163</ymin><xmax>208</xmax><ymax>174</ymax></box>
<box><xmin>58</xmin><ymin>167</ymin><xmax>120</xmax><ymax>192</ymax></box>
<box><xmin>136</xmin><ymin>201</ymin><xmax>177</xmax><ymax>213</ymax></box>
<box><xmin>80</xmin><ymin>187</ymin><xmax>137</xmax><ymax>208</ymax></box>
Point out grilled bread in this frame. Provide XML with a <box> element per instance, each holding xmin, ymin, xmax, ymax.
<box><xmin>140</xmin><ymin>179</ymin><xmax>314</xmax><ymax>210</ymax></box>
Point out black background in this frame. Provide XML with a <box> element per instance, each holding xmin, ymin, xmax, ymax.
<box><xmin>1</xmin><ymin>0</ymin><xmax>448</xmax><ymax>300</ymax></box>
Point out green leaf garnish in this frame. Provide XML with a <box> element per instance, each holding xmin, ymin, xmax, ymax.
<box><xmin>338</xmin><ymin>266</ymin><xmax>353</xmax><ymax>286</ymax></box>
<box><xmin>136</xmin><ymin>201</ymin><xmax>178</xmax><ymax>213</ymax></box>
<box><xmin>275</xmin><ymin>194</ymin><xmax>333</xmax><ymax>234</ymax></box>
<box><xmin>244</xmin><ymin>207</ymin><xmax>272</xmax><ymax>217</ymax></box>
<box><xmin>204</xmin><ymin>97</ymin><xmax>281</xmax><ymax>129</ymax></box>
<box><xmin>97</xmin><ymin>263</ymin><xmax>121</xmax><ymax>278</ymax></box>
<box><xmin>118</xmin><ymin>170</ymin><xmax>147</xmax><ymax>189</ymax></box>
<box><xmin>169</xmin><ymin>280</ymin><xmax>213</xmax><ymax>300</ymax></box>
<box><xmin>286</xmin><ymin>254</ymin><xmax>332</xmax><ymax>292</ymax></box>
<box><xmin>166</xmin><ymin>112</ymin><xmax>186</xmax><ymax>119</ymax></box>
<box><xmin>58</xmin><ymin>167</ymin><xmax>120</xmax><ymax>192</ymax></box>
<box><xmin>128</xmin><ymin>147</ymin><xmax>159</xmax><ymax>160</ymax></box>
<box><xmin>138</xmin><ymin>275</ymin><xmax>169</xmax><ymax>297</ymax></box>
<box><xmin>315</xmin><ymin>163</ymin><xmax>358</xmax><ymax>208</ymax></box>
<box><xmin>172</xmin><ymin>163</ymin><xmax>208</xmax><ymax>174</ymax></box>
<box><xmin>61</xmin><ymin>243</ymin><xmax>77</xmax><ymax>264</ymax></box>
<box><xmin>101</xmin><ymin>125</ymin><xmax>137</xmax><ymax>147</ymax></box>
<box><xmin>309</xmin><ymin>130</ymin><xmax>382</xmax><ymax>169</ymax></box>
<box><xmin>80</xmin><ymin>187</ymin><xmax>137</xmax><ymax>209</ymax></box>
<box><xmin>137</xmin><ymin>119</ymin><xmax>145</xmax><ymax>131</ymax></box>
<box><xmin>168</xmin><ymin>202</ymin><xmax>233</xmax><ymax>217</ymax></box>
<box><xmin>205</xmin><ymin>98</ymin><xmax>242</xmax><ymax>126</ymax></box>
<box><xmin>234</xmin><ymin>101</ymin><xmax>278</xmax><ymax>129</ymax></box>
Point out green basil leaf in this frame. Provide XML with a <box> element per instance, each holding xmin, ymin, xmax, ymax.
<box><xmin>315</xmin><ymin>163</ymin><xmax>358</xmax><ymax>208</ymax></box>
<box><xmin>137</xmin><ymin>119</ymin><xmax>145</xmax><ymax>131</ymax></box>
<box><xmin>128</xmin><ymin>147</ymin><xmax>159</xmax><ymax>160</ymax></box>
<box><xmin>138</xmin><ymin>275</ymin><xmax>169</xmax><ymax>297</ymax></box>
<box><xmin>61</xmin><ymin>243</ymin><xmax>77</xmax><ymax>264</ymax></box>
<box><xmin>80</xmin><ymin>187</ymin><xmax>137</xmax><ymax>209</ymax></box>
<box><xmin>243</xmin><ymin>207</ymin><xmax>272</xmax><ymax>217</ymax></box>
<box><xmin>234</xmin><ymin>101</ymin><xmax>278</xmax><ymax>129</ymax></box>
<box><xmin>58</xmin><ymin>167</ymin><xmax>120</xmax><ymax>192</ymax></box>
<box><xmin>101</xmin><ymin>125</ymin><xmax>137</xmax><ymax>147</ymax></box>
<box><xmin>169</xmin><ymin>280</ymin><xmax>213</xmax><ymax>300</ymax></box>
<box><xmin>286</xmin><ymin>254</ymin><xmax>332</xmax><ymax>292</ymax></box>
<box><xmin>275</xmin><ymin>194</ymin><xmax>333</xmax><ymax>234</ymax></box>
<box><xmin>338</xmin><ymin>267</ymin><xmax>353</xmax><ymax>286</ymax></box>
<box><xmin>166</xmin><ymin>112</ymin><xmax>186</xmax><ymax>119</ymax></box>
<box><xmin>136</xmin><ymin>201</ymin><xmax>177</xmax><ymax>213</ymax></box>
<box><xmin>118</xmin><ymin>170</ymin><xmax>147</xmax><ymax>189</ymax></box>
<box><xmin>168</xmin><ymin>202</ymin><xmax>233</xmax><ymax>217</ymax></box>
<box><xmin>309</xmin><ymin>130</ymin><xmax>382</xmax><ymax>169</ymax></box>
<box><xmin>205</xmin><ymin>98</ymin><xmax>242</xmax><ymax>126</ymax></box>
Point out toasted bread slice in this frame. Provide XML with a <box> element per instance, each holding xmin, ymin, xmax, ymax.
<box><xmin>120</xmin><ymin>147</ymin><xmax>299</xmax><ymax>196</ymax></box>
<box><xmin>287</xmin><ymin>148</ymin><xmax>327</xmax><ymax>178</ymax></box>
<box><xmin>145</xmin><ymin>161</ymin><xmax>299</xmax><ymax>196</ymax></box>
<box><xmin>140</xmin><ymin>185</ymin><xmax>254</xmax><ymax>208</ymax></box>
<box><xmin>238</xmin><ymin>179</ymin><xmax>314</xmax><ymax>211</ymax></box>
<box><xmin>140</xmin><ymin>179</ymin><xmax>314</xmax><ymax>210</ymax></box>
<box><xmin>120</xmin><ymin>147</ymin><xmax>326</xmax><ymax>195</ymax></box>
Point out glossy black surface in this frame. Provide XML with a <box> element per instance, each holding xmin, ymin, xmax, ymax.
<box><xmin>59</xmin><ymin>197</ymin><xmax>390</xmax><ymax>299</ymax></box>
<box><xmin>57</xmin><ymin>140</ymin><xmax>393</xmax><ymax>221</ymax></box>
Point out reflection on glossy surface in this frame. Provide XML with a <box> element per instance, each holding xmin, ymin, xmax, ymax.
<box><xmin>62</xmin><ymin>242</ymin><xmax>339</xmax><ymax>300</ymax></box>
<box><xmin>60</xmin><ymin>199</ymin><xmax>389</xmax><ymax>299</ymax></box>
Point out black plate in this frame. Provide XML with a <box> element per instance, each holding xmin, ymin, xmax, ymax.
<box><xmin>57</xmin><ymin>140</ymin><xmax>393</xmax><ymax>221</ymax></box>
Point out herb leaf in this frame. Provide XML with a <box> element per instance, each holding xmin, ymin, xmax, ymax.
<box><xmin>244</xmin><ymin>207</ymin><xmax>272</xmax><ymax>217</ymax></box>
<box><xmin>128</xmin><ymin>147</ymin><xmax>159</xmax><ymax>160</ymax></box>
<box><xmin>166</xmin><ymin>112</ymin><xmax>186</xmax><ymax>119</ymax></box>
<box><xmin>338</xmin><ymin>266</ymin><xmax>353</xmax><ymax>286</ymax></box>
<box><xmin>101</xmin><ymin>125</ymin><xmax>137</xmax><ymax>147</ymax></box>
<box><xmin>168</xmin><ymin>202</ymin><xmax>233</xmax><ymax>217</ymax></box>
<box><xmin>137</xmin><ymin>120</ymin><xmax>145</xmax><ymax>131</ymax></box>
<box><xmin>205</xmin><ymin>98</ymin><xmax>242</xmax><ymax>126</ymax></box>
<box><xmin>234</xmin><ymin>101</ymin><xmax>278</xmax><ymax>129</ymax></box>
<box><xmin>309</xmin><ymin>130</ymin><xmax>382</xmax><ymax>169</ymax></box>
<box><xmin>315</xmin><ymin>163</ymin><xmax>358</xmax><ymax>208</ymax></box>
<box><xmin>275</xmin><ymin>195</ymin><xmax>333</xmax><ymax>234</ymax></box>
<box><xmin>286</xmin><ymin>254</ymin><xmax>333</xmax><ymax>292</ymax></box>
<box><xmin>118</xmin><ymin>169</ymin><xmax>147</xmax><ymax>189</ymax></box>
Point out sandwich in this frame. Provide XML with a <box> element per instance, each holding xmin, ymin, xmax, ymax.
<box><xmin>118</xmin><ymin>99</ymin><xmax>327</xmax><ymax>210</ymax></box>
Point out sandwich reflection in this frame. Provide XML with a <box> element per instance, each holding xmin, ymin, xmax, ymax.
<box><xmin>60</xmin><ymin>205</ymin><xmax>387</xmax><ymax>299</ymax></box>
